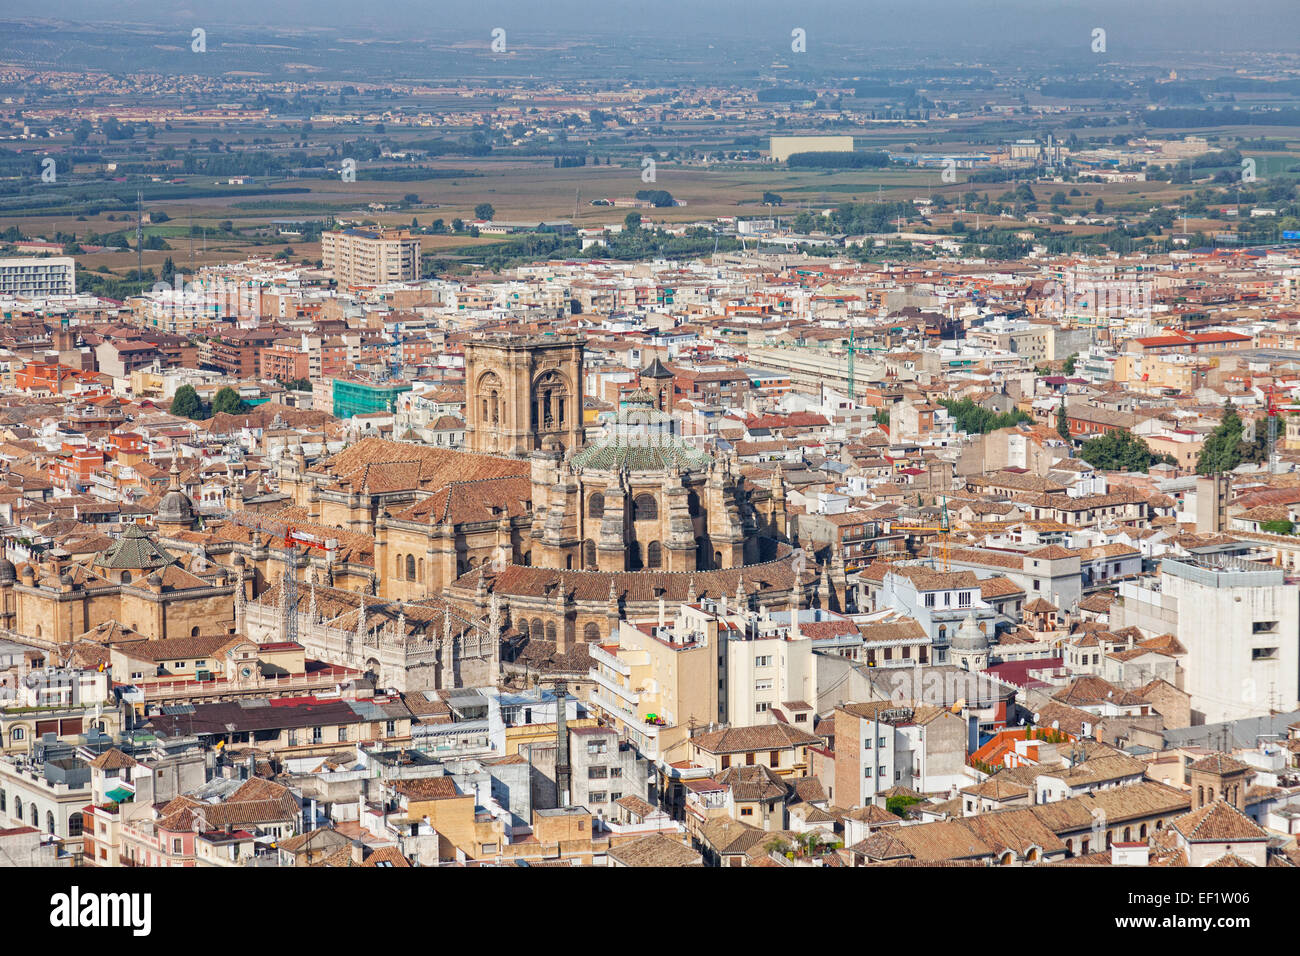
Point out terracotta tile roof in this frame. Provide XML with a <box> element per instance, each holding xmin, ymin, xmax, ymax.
<box><xmin>1172</xmin><ymin>801</ymin><xmax>1268</xmax><ymax>843</ymax></box>
<box><xmin>88</xmin><ymin>747</ymin><xmax>139</xmax><ymax>771</ymax></box>
<box><xmin>1189</xmin><ymin>753</ymin><xmax>1250</xmax><ymax>775</ymax></box>
<box><xmin>691</xmin><ymin>722</ymin><xmax>820</xmax><ymax>755</ymax></box>
<box><xmin>607</xmin><ymin>834</ymin><xmax>702</xmax><ymax>867</ymax></box>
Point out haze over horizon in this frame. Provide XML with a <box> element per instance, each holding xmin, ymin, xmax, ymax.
<box><xmin>0</xmin><ymin>0</ymin><xmax>1297</xmax><ymax>58</ymax></box>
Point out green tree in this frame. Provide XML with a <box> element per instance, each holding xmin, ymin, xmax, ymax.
<box><xmin>211</xmin><ymin>386</ymin><xmax>249</xmax><ymax>416</ymax></box>
<box><xmin>1197</xmin><ymin>401</ymin><xmax>1244</xmax><ymax>474</ymax></box>
<box><xmin>169</xmin><ymin>385</ymin><xmax>204</xmax><ymax>420</ymax></box>
<box><xmin>1062</xmin><ymin>352</ymin><xmax>1078</xmax><ymax>376</ymax></box>
<box><xmin>1080</xmin><ymin>430</ymin><xmax>1172</xmax><ymax>473</ymax></box>
<box><xmin>624</xmin><ymin>212</ymin><xmax>642</xmax><ymax>230</ymax></box>
<box><xmin>1261</xmin><ymin>519</ymin><xmax>1295</xmax><ymax>535</ymax></box>
<box><xmin>939</xmin><ymin>397</ymin><xmax>1033</xmax><ymax>434</ymax></box>
<box><xmin>1056</xmin><ymin>400</ymin><xmax>1071</xmax><ymax>443</ymax></box>
<box><xmin>474</xmin><ymin>203</ymin><xmax>495</xmax><ymax>221</ymax></box>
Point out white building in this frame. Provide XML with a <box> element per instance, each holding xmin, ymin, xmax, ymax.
<box><xmin>1114</xmin><ymin>556</ymin><xmax>1299</xmax><ymax>723</ymax></box>
<box><xmin>0</xmin><ymin>257</ymin><xmax>75</xmax><ymax>297</ymax></box>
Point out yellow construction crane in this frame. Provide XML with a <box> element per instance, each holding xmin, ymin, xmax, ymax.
<box><xmin>889</xmin><ymin>497</ymin><xmax>952</xmax><ymax>571</ymax></box>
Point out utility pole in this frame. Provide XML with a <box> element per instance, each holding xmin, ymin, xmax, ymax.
<box><xmin>136</xmin><ymin>189</ymin><xmax>143</xmax><ymax>282</ymax></box>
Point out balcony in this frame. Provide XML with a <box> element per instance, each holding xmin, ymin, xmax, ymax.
<box><xmin>588</xmin><ymin>645</ymin><xmax>631</xmax><ymax>677</ymax></box>
<box><xmin>588</xmin><ymin>668</ymin><xmax>638</xmax><ymax>707</ymax></box>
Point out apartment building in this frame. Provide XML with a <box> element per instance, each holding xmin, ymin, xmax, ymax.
<box><xmin>0</xmin><ymin>257</ymin><xmax>75</xmax><ymax>297</ymax></box>
<box><xmin>321</xmin><ymin>229</ymin><xmax>421</xmax><ymax>287</ymax></box>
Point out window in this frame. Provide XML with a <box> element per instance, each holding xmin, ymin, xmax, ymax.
<box><xmin>588</xmin><ymin>493</ymin><xmax>605</xmax><ymax>519</ymax></box>
<box><xmin>755</xmin><ymin>703</ymin><xmax>770</xmax><ymax>714</ymax></box>
<box><xmin>754</xmin><ymin>655</ymin><xmax>773</xmax><ymax>668</ymax></box>
<box><xmin>768</xmin><ymin>750</ymin><xmax>780</xmax><ymax>766</ymax></box>
<box><xmin>609</xmin><ymin>767</ymin><xmax>622</xmax><ymax>778</ymax></box>
<box><xmin>958</xmin><ymin>591</ymin><xmax>971</xmax><ymax>607</ymax></box>
<box><xmin>68</xmin><ymin>812</ymin><xmax>82</xmax><ymax>837</ymax></box>
<box><xmin>864</xmin><ymin>737</ymin><xmax>873</xmax><ymax>749</ymax></box>
<box><xmin>1253</xmin><ymin>621</ymin><xmax>1279</xmax><ymax>635</ymax></box>
<box><xmin>739</xmin><ymin>807</ymin><xmax>753</xmax><ymax>817</ymax></box>
<box><xmin>632</xmin><ymin>494</ymin><xmax>657</xmax><ymax>522</ymax></box>
<box><xmin>287</xmin><ymin>730</ymin><xmax>297</xmax><ymax>746</ymax></box>
<box><xmin>0</xmin><ymin>789</ymin><xmax>4</xmax><ymax>812</ymax></box>
<box><xmin>878</xmin><ymin>766</ymin><xmax>887</xmax><ymax>777</ymax></box>
<box><xmin>588</xmin><ymin>766</ymin><xmax>608</xmax><ymax>779</ymax></box>
<box><xmin>646</xmin><ymin>541</ymin><xmax>663</xmax><ymax>569</ymax></box>
<box><xmin>610</xmin><ymin>792</ymin><xmax>622</xmax><ymax>802</ymax></box>
<box><xmin>755</xmin><ymin>679</ymin><xmax>773</xmax><ymax>692</ymax></box>
<box><xmin>385</xmin><ymin>720</ymin><xmax>397</xmax><ymax>736</ymax></box>
<box><xmin>1252</xmin><ymin>647</ymin><xmax>1279</xmax><ymax>661</ymax></box>
<box><xmin>721</xmin><ymin>756</ymin><xmax>730</xmax><ymax>770</ymax></box>
<box><xmin>879</xmin><ymin>737</ymin><xmax>887</xmax><ymax>747</ymax></box>
<box><xmin>312</xmin><ymin>727</ymin><xmax>323</xmax><ymax>744</ymax></box>
<box><xmin>924</xmin><ymin>593</ymin><xmax>936</xmax><ymax>608</ymax></box>
<box><xmin>587</xmin><ymin>741</ymin><xmax>608</xmax><ymax>756</ymax></box>
<box><xmin>173</xmin><ymin>838</ymin><xmax>182</xmax><ymax>854</ymax></box>
<box><xmin>590</xmin><ymin>792</ymin><xmax>607</xmax><ymax>803</ymax></box>
<box><xmin>338</xmin><ymin>727</ymin><xmax>348</xmax><ymax>743</ymax></box>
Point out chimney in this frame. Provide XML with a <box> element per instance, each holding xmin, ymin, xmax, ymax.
<box><xmin>554</xmin><ymin>682</ymin><xmax>570</xmax><ymax>806</ymax></box>
<box><xmin>350</xmin><ymin>840</ymin><xmax>365</xmax><ymax>865</ymax></box>
<box><xmin>657</xmin><ymin>597</ymin><xmax>665</xmax><ymax>631</ymax></box>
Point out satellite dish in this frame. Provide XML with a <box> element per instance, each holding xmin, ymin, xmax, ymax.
<box><xmin>23</xmin><ymin>673</ymin><xmax>40</xmax><ymax>688</ymax></box>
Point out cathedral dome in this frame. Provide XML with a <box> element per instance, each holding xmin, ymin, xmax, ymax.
<box><xmin>569</xmin><ymin>399</ymin><xmax>712</xmax><ymax>473</ymax></box>
<box><xmin>158</xmin><ymin>458</ymin><xmax>196</xmax><ymax>528</ymax></box>
<box><xmin>950</xmin><ymin>612</ymin><xmax>989</xmax><ymax>654</ymax></box>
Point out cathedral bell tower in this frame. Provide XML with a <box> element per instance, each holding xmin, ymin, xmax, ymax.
<box><xmin>464</xmin><ymin>333</ymin><xmax>586</xmax><ymax>458</ymax></box>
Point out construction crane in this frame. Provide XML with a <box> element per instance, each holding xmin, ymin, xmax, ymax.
<box><xmin>845</xmin><ymin>328</ymin><xmax>885</xmax><ymax>403</ymax></box>
<box><xmin>890</xmin><ymin>496</ymin><xmax>952</xmax><ymax>571</ymax></box>
<box><xmin>1267</xmin><ymin>383</ymin><xmax>1280</xmax><ymax>476</ymax></box>
<box><xmin>283</xmin><ymin>526</ymin><xmax>339</xmax><ymax>556</ymax></box>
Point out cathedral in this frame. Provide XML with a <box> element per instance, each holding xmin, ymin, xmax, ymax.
<box><xmin>95</xmin><ymin>333</ymin><xmax>836</xmax><ymax>690</ymax></box>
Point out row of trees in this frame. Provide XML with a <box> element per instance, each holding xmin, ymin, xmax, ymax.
<box><xmin>170</xmin><ymin>385</ymin><xmax>249</xmax><ymax>420</ymax></box>
<box><xmin>939</xmin><ymin>397</ymin><xmax>1032</xmax><ymax>434</ymax></box>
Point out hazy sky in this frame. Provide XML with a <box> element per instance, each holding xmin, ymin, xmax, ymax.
<box><xmin>2</xmin><ymin>0</ymin><xmax>1298</xmax><ymax>53</ymax></box>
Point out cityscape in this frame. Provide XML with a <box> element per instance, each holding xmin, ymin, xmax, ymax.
<box><xmin>0</xmin><ymin>0</ymin><xmax>1296</xmax><ymax>900</ymax></box>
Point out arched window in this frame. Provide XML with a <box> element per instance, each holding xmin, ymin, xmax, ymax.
<box><xmin>1139</xmin><ymin>823</ymin><xmax>1147</xmax><ymax>839</ymax></box>
<box><xmin>395</xmin><ymin>554</ymin><xmax>404</xmax><ymax>580</ymax></box>
<box><xmin>68</xmin><ymin>812</ymin><xmax>82</xmax><ymax>837</ymax></box>
<box><xmin>191</xmin><ymin>626</ymin><xmax>200</xmax><ymax>637</ymax></box>
<box><xmin>646</xmin><ymin>541</ymin><xmax>663</xmax><ymax>569</ymax></box>
<box><xmin>588</xmin><ymin>493</ymin><xmax>605</xmax><ymax>519</ymax></box>
<box><xmin>523</xmin><ymin>551</ymin><xmax>532</xmax><ymax>567</ymax></box>
<box><xmin>632</xmin><ymin>493</ymin><xmax>657</xmax><ymax>522</ymax></box>
<box><xmin>29</xmin><ymin>804</ymin><xmax>36</xmax><ymax>826</ymax></box>
<box><xmin>583</xmin><ymin>539</ymin><xmax>596</xmax><ymax>569</ymax></box>
<box><xmin>1123</xmin><ymin>826</ymin><xmax>1131</xmax><ymax>841</ymax></box>
<box><xmin>566</xmin><ymin>555</ymin><xmax>573</xmax><ymax>570</ymax></box>
<box><xmin>405</xmin><ymin>555</ymin><xmax>416</xmax><ymax>581</ymax></box>
<box><xmin>530</xmin><ymin>619</ymin><xmax>543</xmax><ymax>641</ymax></box>
<box><xmin>46</xmin><ymin>811</ymin><xmax>55</xmax><ymax>834</ymax></box>
<box><xmin>13</xmin><ymin>798</ymin><xmax>20</xmax><ymax>821</ymax></box>
<box><xmin>533</xmin><ymin>370</ymin><xmax>569</xmax><ymax>432</ymax></box>
<box><xmin>713</xmin><ymin>551</ymin><xmax>722</xmax><ymax>569</ymax></box>
<box><xmin>11</xmin><ymin>727</ymin><xmax>23</xmax><ymax>742</ymax></box>
<box><xmin>120</xmin><ymin>570</ymin><xmax>132</xmax><ymax>584</ymax></box>
<box><xmin>583</xmin><ymin>622</ymin><xmax>600</xmax><ymax>643</ymax></box>
<box><xmin>545</xmin><ymin>621</ymin><xmax>557</xmax><ymax>643</ymax></box>
<box><xmin>477</xmin><ymin>371</ymin><xmax>503</xmax><ymax>427</ymax></box>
